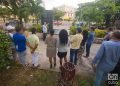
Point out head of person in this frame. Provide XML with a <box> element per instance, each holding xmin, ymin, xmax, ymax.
<box><xmin>107</xmin><ymin>27</ymin><xmax>113</xmax><ymax>32</ymax></box>
<box><xmin>7</xmin><ymin>25</ymin><xmax>15</xmax><ymax>33</ymax></box>
<box><xmin>15</xmin><ymin>27</ymin><xmax>24</xmax><ymax>34</ymax></box>
<box><xmin>44</xmin><ymin>22</ymin><xmax>47</xmax><ymax>25</ymax></box>
<box><xmin>76</xmin><ymin>28</ymin><xmax>82</xmax><ymax>34</ymax></box>
<box><xmin>112</xmin><ymin>30</ymin><xmax>120</xmax><ymax>41</ymax></box>
<box><xmin>90</xmin><ymin>27</ymin><xmax>95</xmax><ymax>32</ymax></box>
<box><xmin>31</xmin><ymin>28</ymin><xmax>36</xmax><ymax>34</ymax></box>
<box><xmin>83</xmin><ymin>30</ymin><xmax>88</xmax><ymax>37</ymax></box>
<box><xmin>22</xmin><ymin>27</ymin><xmax>27</xmax><ymax>32</ymax></box>
<box><xmin>5</xmin><ymin>23</ymin><xmax>9</xmax><ymax>26</ymax></box>
<box><xmin>59</xmin><ymin>29</ymin><xmax>68</xmax><ymax>45</ymax></box>
<box><xmin>49</xmin><ymin>29</ymin><xmax>54</xmax><ymax>36</ymax></box>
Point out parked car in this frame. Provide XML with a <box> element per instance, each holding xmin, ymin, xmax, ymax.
<box><xmin>53</xmin><ymin>21</ymin><xmax>62</xmax><ymax>25</ymax></box>
<box><xmin>8</xmin><ymin>20</ymin><xmax>20</xmax><ymax>27</ymax></box>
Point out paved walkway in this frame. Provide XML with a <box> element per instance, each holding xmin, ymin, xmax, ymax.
<box><xmin>26</xmin><ymin>38</ymin><xmax>101</xmax><ymax>76</ymax></box>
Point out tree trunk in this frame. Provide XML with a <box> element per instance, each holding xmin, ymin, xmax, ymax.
<box><xmin>19</xmin><ymin>17</ymin><xmax>23</xmax><ymax>28</ymax></box>
<box><xmin>37</xmin><ymin>18</ymin><xmax>39</xmax><ymax>24</ymax></box>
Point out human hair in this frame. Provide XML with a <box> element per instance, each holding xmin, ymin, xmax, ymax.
<box><xmin>108</xmin><ymin>27</ymin><xmax>113</xmax><ymax>31</ymax></box>
<box><xmin>15</xmin><ymin>27</ymin><xmax>22</xmax><ymax>32</ymax></box>
<box><xmin>59</xmin><ymin>29</ymin><xmax>68</xmax><ymax>45</ymax></box>
<box><xmin>77</xmin><ymin>28</ymin><xmax>82</xmax><ymax>33</ymax></box>
<box><xmin>83</xmin><ymin>30</ymin><xmax>88</xmax><ymax>37</ymax></box>
<box><xmin>90</xmin><ymin>27</ymin><xmax>96</xmax><ymax>31</ymax></box>
<box><xmin>5</xmin><ymin>23</ymin><xmax>9</xmax><ymax>26</ymax></box>
<box><xmin>31</xmin><ymin>28</ymin><xmax>36</xmax><ymax>34</ymax></box>
<box><xmin>50</xmin><ymin>29</ymin><xmax>54</xmax><ymax>36</ymax></box>
<box><xmin>112</xmin><ymin>30</ymin><xmax>120</xmax><ymax>40</ymax></box>
<box><xmin>117</xmin><ymin>28</ymin><xmax>120</xmax><ymax>30</ymax></box>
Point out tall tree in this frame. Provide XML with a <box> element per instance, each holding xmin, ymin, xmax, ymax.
<box><xmin>0</xmin><ymin>0</ymin><xmax>44</xmax><ymax>25</ymax></box>
<box><xmin>30</xmin><ymin>0</ymin><xmax>44</xmax><ymax>24</ymax></box>
<box><xmin>53</xmin><ymin>8</ymin><xmax>65</xmax><ymax>21</ymax></box>
<box><xmin>76</xmin><ymin>0</ymin><xmax>119</xmax><ymax>27</ymax></box>
<box><xmin>0</xmin><ymin>7</ymin><xmax>11</xmax><ymax>22</ymax></box>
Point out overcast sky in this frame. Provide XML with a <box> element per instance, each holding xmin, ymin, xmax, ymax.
<box><xmin>43</xmin><ymin>0</ymin><xmax>95</xmax><ymax>10</ymax></box>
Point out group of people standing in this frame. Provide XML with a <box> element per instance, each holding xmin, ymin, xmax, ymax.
<box><xmin>6</xmin><ymin>22</ymin><xmax>96</xmax><ymax>69</ymax></box>
<box><xmin>5</xmin><ymin>23</ymin><xmax>40</xmax><ymax>68</ymax></box>
<box><xmin>45</xmin><ymin>26</ymin><xmax>96</xmax><ymax>68</ymax></box>
<box><xmin>5</xmin><ymin>22</ymin><xmax>120</xmax><ymax>86</ymax></box>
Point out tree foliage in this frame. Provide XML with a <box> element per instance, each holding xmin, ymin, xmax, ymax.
<box><xmin>0</xmin><ymin>0</ymin><xmax>44</xmax><ymax>25</ymax></box>
<box><xmin>53</xmin><ymin>8</ymin><xmax>65</xmax><ymax>21</ymax></box>
<box><xmin>0</xmin><ymin>30</ymin><xmax>12</xmax><ymax>69</ymax></box>
<box><xmin>76</xmin><ymin>0</ymin><xmax>120</xmax><ymax>27</ymax></box>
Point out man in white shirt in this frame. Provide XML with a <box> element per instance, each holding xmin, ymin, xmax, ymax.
<box><xmin>42</xmin><ymin>22</ymin><xmax>48</xmax><ymax>41</ymax></box>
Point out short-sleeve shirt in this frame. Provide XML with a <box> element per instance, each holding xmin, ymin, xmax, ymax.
<box><xmin>45</xmin><ymin>35</ymin><xmax>57</xmax><ymax>48</ymax></box>
<box><xmin>70</xmin><ymin>34</ymin><xmax>83</xmax><ymax>49</ymax></box>
<box><xmin>42</xmin><ymin>25</ymin><xmax>47</xmax><ymax>33</ymax></box>
<box><xmin>57</xmin><ymin>39</ymin><xmax>70</xmax><ymax>52</ymax></box>
<box><xmin>27</xmin><ymin>34</ymin><xmax>40</xmax><ymax>53</ymax></box>
<box><xmin>13</xmin><ymin>33</ymin><xmax>26</xmax><ymax>52</ymax></box>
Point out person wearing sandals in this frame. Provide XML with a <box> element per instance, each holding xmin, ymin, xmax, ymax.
<box><xmin>45</xmin><ymin>29</ymin><xmax>57</xmax><ymax>69</ymax></box>
<box><xmin>57</xmin><ymin>29</ymin><xmax>69</xmax><ymax>67</ymax></box>
<box><xmin>27</xmin><ymin>28</ymin><xmax>40</xmax><ymax>68</ymax></box>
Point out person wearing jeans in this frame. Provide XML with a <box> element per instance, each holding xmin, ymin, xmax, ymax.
<box><xmin>92</xmin><ymin>31</ymin><xmax>120</xmax><ymax>86</ymax></box>
<box><xmin>13</xmin><ymin>27</ymin><xmax>27</xmax><ymax>66</ymax></box>
<box><xmin>70</xmin><ymin>28</ymin><xmax>83</xmax><ymax>65</ymax></box>
<box><xmin>86</xmin><ymin>43</ymin><xmax>92</xmax><ymax>57</ymax></box>
<box><xmin>70</xmin><ymin>49</ymin><xmax>79</xmax><ymax>65</ymax></box>
<box><xmin>84</xmin><ymin>27</ymin><xmax>95</xmax><ymax>58</ymax></box>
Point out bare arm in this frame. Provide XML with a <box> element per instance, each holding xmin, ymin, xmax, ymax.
<box><xmin>26</xmin><ymin>42</ymin><xmax>33</xmax><ymax>50</ymax></box>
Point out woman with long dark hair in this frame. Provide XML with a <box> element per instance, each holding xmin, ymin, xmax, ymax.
<box><xmin>57</xmin><ymin>29</ymin><xmax>69</xmax><ymax>67</ymax></box>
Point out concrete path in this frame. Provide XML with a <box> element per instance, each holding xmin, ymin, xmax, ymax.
<box><xmin>26</xmin><ymin>38</ymin><xmax>101</xmax><ymax>76</ymax></box>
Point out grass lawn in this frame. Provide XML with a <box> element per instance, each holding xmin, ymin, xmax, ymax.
<box><xmin>0</xmin><ymin>65</ymin><xmax>119</xmax><ymax>86</ymax></box>
<box><xmin>0</xmin><ymin>64</ymin><xmax>94</xmax><ymax>86</ymax></box>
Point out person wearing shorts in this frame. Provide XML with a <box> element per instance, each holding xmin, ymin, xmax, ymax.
<box><xmin>57</xmin><ymin>29</ymin><xmax>69</xmax><ymax>67</ymax></box>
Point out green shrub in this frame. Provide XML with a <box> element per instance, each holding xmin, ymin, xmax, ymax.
<box><xmin>0</xmin><ymin>30</ymin><xmax>12</xmax><ymax>69</ymax></box>
<box><xmin>95</xmin><ymin>29</ymin><xmax>106</xmax><ymax>38</ymax></box>
<box><xmin>29</xmin><ymin>24</ymin><xmax>42</xmax><ymax>33</ymax></box>
<box><xmin>70</xmin><ymin>26</ymin><xmax>77</xmax><ymax>35</ymax></box>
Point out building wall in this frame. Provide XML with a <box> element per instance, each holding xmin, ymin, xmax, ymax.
<box><xmin>57</xmin><ymin>5</ymin><xmax>76</xmax><ymax>20</ymax></box>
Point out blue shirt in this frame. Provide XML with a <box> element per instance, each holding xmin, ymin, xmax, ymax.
<box><xmin>93</xmin><ymin>40</ymin><xmax>120</xmax><ymax>72</ymax></box>
<box><xmin>86</xmin><ymin>32</ymin><xmax>95</xmax><ymax>45</ymax></box>
<box><xmin>13</xmin><ymin>33</ymin><xmax>26</xmax><ymax>52</ymax></box>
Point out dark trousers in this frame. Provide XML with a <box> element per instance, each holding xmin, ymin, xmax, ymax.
<box><xmin>43</xmin><ymin>33</ymin><xmax>47</xmax><ymax>41</ymax></box>
<box><xmin>86</xmin><ymin>43</ymin><xmax>92</xmax><ymax>57</ymax></box>
<box><xmin>70</xmin><ymin>49</ymin><xmax>78</xmax><ymax>65</ymax></box>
